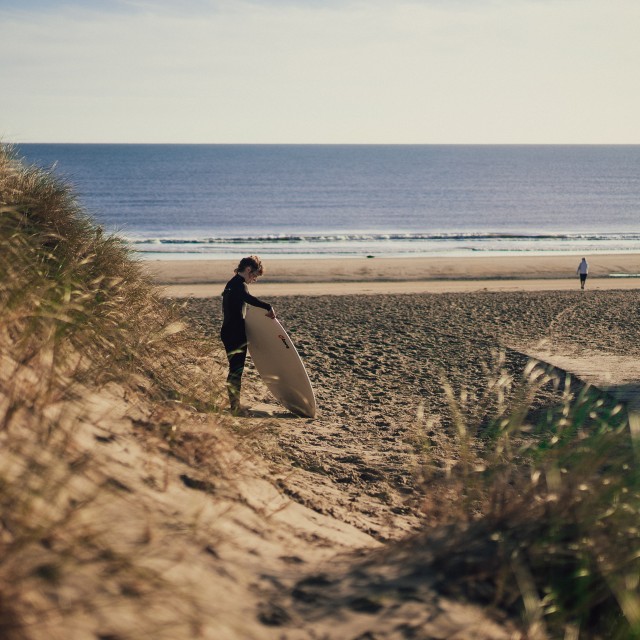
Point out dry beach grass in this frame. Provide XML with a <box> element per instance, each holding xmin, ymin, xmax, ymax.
<box><xmin>2</xmin><ymin>143</ymin><xmax>640</xmax><ymax>638</ymax></box>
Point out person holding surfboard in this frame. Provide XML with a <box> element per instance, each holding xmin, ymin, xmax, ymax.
<box><xmin>220</xmin><ymin>255</ymin><xmax>275</xmax><ymax>414</ymax></box>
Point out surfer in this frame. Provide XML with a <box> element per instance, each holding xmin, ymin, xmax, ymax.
<box><xmin>220</xmin><ymin>256</ymin><xmax>275</xmax><ymax>414</ymax></box>
<box><xmin>577</xmin><ymin>257</ymin><xmax>589</xmax><ymax>290</ymax></box>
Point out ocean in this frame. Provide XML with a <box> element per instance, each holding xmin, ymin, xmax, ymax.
<box><xmin>14</xmin><ymin>144</ymin><xmax>640</xmax><ymax>260</ymax></box>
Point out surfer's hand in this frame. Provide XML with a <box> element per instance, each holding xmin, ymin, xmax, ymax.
<box><xmin>266</xmin><ymin>308</ymin><xmax>276</xmax><ymax>319</ymax></box>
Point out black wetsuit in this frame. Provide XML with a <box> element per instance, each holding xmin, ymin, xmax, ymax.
<box><xmin>220</xmin><ymin>274</ymin><xmax>272</xmax><ymax>409</ymax></box>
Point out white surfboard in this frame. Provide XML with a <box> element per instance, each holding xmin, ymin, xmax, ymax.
<box><xmin>245</xmin><ymin>306</ymin><xmax>316</xmax><ymax>418</ymax></box>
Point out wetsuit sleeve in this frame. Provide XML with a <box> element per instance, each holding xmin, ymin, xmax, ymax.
<box><xmin>242</xmin><ymin>284</ymin><xmax>272</xmax><ymax>311</ymax></box>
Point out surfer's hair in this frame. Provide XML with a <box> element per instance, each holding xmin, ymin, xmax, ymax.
<box><xmin>235</xmin><ymin>255</ymin><xmax>264</xmax><ymax>276</ymax></box>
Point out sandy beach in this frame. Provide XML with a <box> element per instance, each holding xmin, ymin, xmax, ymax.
<box><xmin>178</xmin><ymin>267</ymin><xmax>640</xmax><ymax>540</ymax></box>
<box><xmin>158</xmin><ymin>253</ymin><xmax>640</xmax><ymax>539</ymax></box>
<box><xmin>146</xmin><ymin>253</ymin><xmax>640</xmax><ymax>297</ymax></box>
<box><xmin>5</xmin><ymin>272</ymin><xmax>640</xmax><ymax>638</ymax></box>
<box><xmin>142</xmin><ymin>254</ymin><xmax>640</xmax><ymax>637</ymax></box>
<box><xmin>7</xmin><ymin>246</ymin><xmax>640</xmax><ymax>638</ymax></box>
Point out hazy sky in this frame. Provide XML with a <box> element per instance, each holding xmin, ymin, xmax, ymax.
<box><xmin>2</xmin><ymin>0</ymin><xmax>639</xmax><ymax>143</ymax></box>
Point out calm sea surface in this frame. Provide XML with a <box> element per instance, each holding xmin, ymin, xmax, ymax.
<box><xmin>15</xmin><ymin>144</ymin><xmax>640</xmax><ymax>259</ymax></box>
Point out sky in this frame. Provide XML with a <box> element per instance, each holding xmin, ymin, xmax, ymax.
<box><xmin>1</xmin><ymin>0</ymin><xmax>639</xmax><ymax>144</ymax></box>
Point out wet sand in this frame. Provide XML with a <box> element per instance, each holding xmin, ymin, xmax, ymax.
<box><xmin>145</xmin><ymin>253</ymin><xmax>640</xmax><ymax>285</ymax></box>
<box><xmin>146</xmin><ymin>253</ymin><xmax>640</xmax><ymax>297</ymax></box>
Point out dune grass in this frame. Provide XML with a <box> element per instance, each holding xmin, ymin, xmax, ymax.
<box><xmin>0</xmin><ymin>143</ymin><xmax>228</xmax><ymax>638</ymax></box>
<box><xmin>419</xmin><ymin>358</ymin><xmax>640</xmax><ymax>639</ymax></box>
<box><xmin>0</xmin><ymin>143</ymin><xmax>221</xmax><ymax>405</ymax></box>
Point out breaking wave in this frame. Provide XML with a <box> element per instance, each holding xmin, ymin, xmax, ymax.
<box><xmin>126</xmin><ymin>231</ymin><xmax>640</xmax><ymax>258</ymax></box>
<box><xmin>129</xmin><ymin>232</ymin><xmax>640</xmax><ymax>246</ymax></box>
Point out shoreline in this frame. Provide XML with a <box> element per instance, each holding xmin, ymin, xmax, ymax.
<box><xmin>143</xmin><ymin>253</ymin><xmax>640</xmax><ymax>297</ymax></box>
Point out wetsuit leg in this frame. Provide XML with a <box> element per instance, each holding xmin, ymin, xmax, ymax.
<box><xmin>221</xmin><ymin>330</ymin><xmax>247</xmax><ymax>411</ymax></box>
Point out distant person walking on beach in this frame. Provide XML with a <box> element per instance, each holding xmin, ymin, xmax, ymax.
<box><xmin>577</xmin><ymin>257</ymin><xmax>589</xmax><ymax>289</ymax></box>
<box><xmin>220</xmin><ymin>256</ymin><xmax>275</xmax><ymax>414</ymax></box>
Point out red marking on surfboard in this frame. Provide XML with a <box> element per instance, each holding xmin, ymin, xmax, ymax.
<box><xmin>278</xmin><ymin>334</ymin><xmax>290</xmax><ymax>349</ymax></box>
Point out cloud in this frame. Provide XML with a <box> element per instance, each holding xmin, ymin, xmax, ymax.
<box><xmin>1</xmin><ymin>0</ymin><xmax>639</xmax><ymax>142</ymax></box>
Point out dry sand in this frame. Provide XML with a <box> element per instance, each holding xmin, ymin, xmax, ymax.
<box><xmin>14</xmin><ymin>257</ymin><xmax>640</xmax><ymax>638</ymax></box>
<box><xmin>156</xmin><ymin>254</ymin><xmax>640</xmax><ymax>546</ymax></box>
<box><xmin>171</xmin><ymin>283</ymin><xmax>640</xmax><ymax>637</ymax></box>
<box><xmin>139</xmin><ymin>255</ymin><xmax>640</xmax><ymax>637</ymax></box>
<box><xmin>182</xmin><ymin>287</ymin><xmax>640</xmax><ymax>522</ymax></box>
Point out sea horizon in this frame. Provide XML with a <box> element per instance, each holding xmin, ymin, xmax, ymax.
<box><xmin>15</xmin><ymin>143</ymin><xmax>640</xmax><ymax>260</ymax></box>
